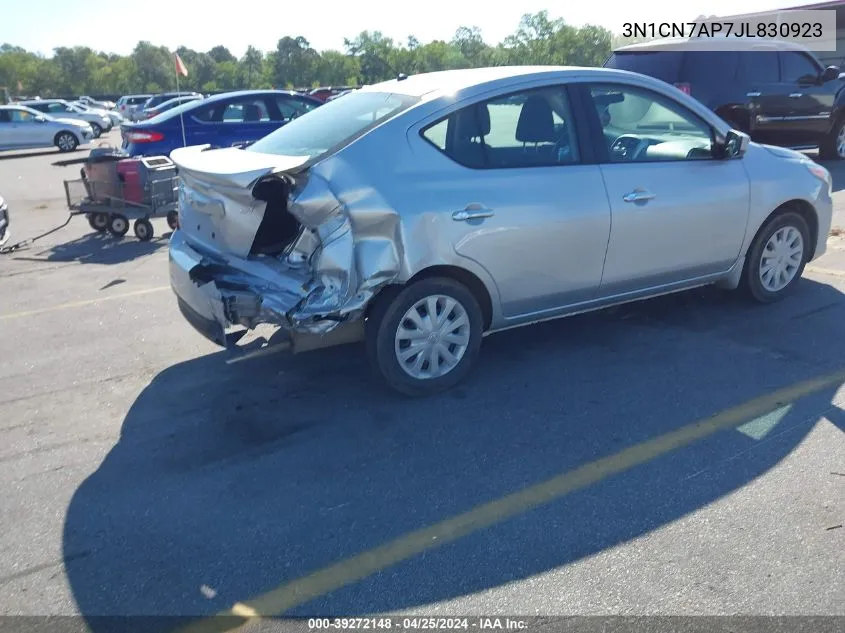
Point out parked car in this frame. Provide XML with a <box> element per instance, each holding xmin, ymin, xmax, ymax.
<box><xmin>70</xmin><ymin>101</ymin><xmax>123</xmax><ymax>127</ymax></box>
<box><xmin>139</xmin><ymin>91</ymin><xmax>202</xmax><ymax>117</ymax></box>
<box><xmin>140</xmin><ymin>94</ymin><xmax>203</xmax><ymax>120</ymax></box>
<box><xmin>78</xmin><ymin>95</ymin><xmax>116</xmax><ymax>110</ymax></box>
<box><xmin>19</xmin><ymin>99</ymin><xmax>112</xmax><ymax>137</ymax></box>
<box><xmin>167</xmin><ymin>66</ymin><xmax>833</xmax><ymax>395</ymax></box>
<box><xmin>120</xmin><ymin>89</ymin><xmax>322</xmax><ymax>157</ymax></box>
<box><xmin>0</xmin><ymin>104</ymin><xmax>94</xmax><ymax>152</ymax></box>
<box><xmin>115</xmin><ymin>94</ymin><xmax>152</xmax><ymax>120</ymax></box>
<box><xmin>307</xmin><ymin>86</ymin><xmax>354</xmax><ymax>102</ymax></box>
<box><xmin>604</xmin><ymin>38</ymin><xmax>845</xmax><ymax>158</ymax></box>
<box><xmin>0</xmin><ymin>193</ymin><xmax>9</xmax><ymax>247</ymax></box>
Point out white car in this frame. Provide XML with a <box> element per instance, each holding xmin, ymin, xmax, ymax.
<box><xmin>79</xmin><ymin>95</ymin><xmax>116</xmax><ymax>110</ymax></box>
<box><xmin>71</xmin><ymin>101</ymin><xmax>123</xmax><ymax>127</ymax></box>
<box><xmin>0</xmin><ymin>105</ymin><xmax>94</xmax><ymax>152</ymax></box>
<box><xmin>19</xmin><ymin>99</ymin><xmax>112</xmax><ymax>138</ymax></box>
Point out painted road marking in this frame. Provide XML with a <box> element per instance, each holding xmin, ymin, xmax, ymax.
<box><xmin>177</xmin><ymin>368</ymin><xmax>845</xmax><ymax>633</ymax></box>
<box><xmin>0</xmin><ymin>286</ymin><xmax>169</xmax><ymax>320</ymax></box>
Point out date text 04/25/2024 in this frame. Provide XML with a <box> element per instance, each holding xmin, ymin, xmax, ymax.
<box><xmin>307</xmin><ymin>618</ymin><xmax>529</xmax><ymax>630</ymax></box>
<box><xmin>621</xmin><ymin>22</ymin><xmax>824</xmax><ymax>39</ymax></box>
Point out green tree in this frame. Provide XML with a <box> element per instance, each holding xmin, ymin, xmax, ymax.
<box><xmin>273</xmin><ymin>36</ymin><xmax>319</xmax><ymax>88</ymax></box>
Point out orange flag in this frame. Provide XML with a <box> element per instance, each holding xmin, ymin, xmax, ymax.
<box><xmin>175</xmin><ymin>53</ymin><xmax>188</xmax><ymax>78</ymax></box>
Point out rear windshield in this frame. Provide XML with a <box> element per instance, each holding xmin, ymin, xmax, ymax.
<box><xmin>246</xmin><ymin>91</ymin><xmax>419</xmax><ymax>160</ymax></box>
<box><xmin>604</xmin><ymin>51</ymin><xmax>685</xmax><ymax>83</ymax></box>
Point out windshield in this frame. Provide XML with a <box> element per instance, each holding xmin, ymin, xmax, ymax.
<box><xmin>247</xmin><ymin>91</ymin><xmax>419</xmax><ymax>159</ymax></box>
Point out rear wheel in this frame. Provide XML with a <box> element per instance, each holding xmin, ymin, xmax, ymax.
<box><xmin>88</xmin><ymin>212</ymin><xmax>108</xmax><ymax>232</ymax></box>
<box><xmin>108</xmin><ymin>214</ymin><xmax>129</xmax><ymax>237</ymax></box>
<box><xmin>365</xmin><ymin>277</ymin><xmax>484</xmax><ymax>396</ymax></box>
<box><xmin>741</xmin><ymin>210</ymin><xmax>810</xmax><ymax>303</ymax></box>
<box><xmin>133</xmin><ymin>218</ymin><xmax>154</xmax><ymax>241</ymax></box>
<box><xmin>55</xmin><ymin>132</ymin><xmax>79</xmax><ymax>153</ymax></box>
<box><xmin>166</xmin><ymin>210</ymin><xmax>179</xmax><ymax>230</ymax></box>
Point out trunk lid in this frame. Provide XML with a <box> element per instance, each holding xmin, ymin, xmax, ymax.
<box><xmin>170</xmin><ymin>145</ymin><xmax>310</xmax><ymax>258</ymax></box>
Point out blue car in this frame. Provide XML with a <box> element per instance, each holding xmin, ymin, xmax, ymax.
<box><xmin>120</xmin><ymin>90</ymin><xmax>323</xmax><ymax>157</ymax></box>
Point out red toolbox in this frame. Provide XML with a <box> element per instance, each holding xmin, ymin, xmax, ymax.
<box><xmin>116</xmin><ymin>156</ymin><xmax>176</xmax><ymax>206</ymax></box>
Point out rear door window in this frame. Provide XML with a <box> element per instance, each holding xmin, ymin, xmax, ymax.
<box><xmin>603</xmin><ymin>52</ymin><xmax>684</xmax><ymax>83</ymax></box>
<box><xmin>741</xmin><ymin>51</ymin><xmax>780</xmax><ymax>83</ymax></box>
<box><xmin>682</xmin><ymin>51</ymin><xmax>740</xmax><ymax>84</ymax></box>
<box><xmin>422</xmin><ymin>85</ymin><xmax>580</xmax><ymax>169</ymax></box>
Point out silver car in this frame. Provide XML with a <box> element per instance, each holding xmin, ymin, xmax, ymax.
<box><xmin>0</xmin><ymin>105</ymin><xmax>94</xmax><ymax>152</ymax></box>
<box><xmin>19</xmin><ymin>99</ymin><xmax>112</xmax><ymax>138</ymax></box>
<box><xmin>168</xmin><ymin>66</ymin><xmax>833</xmax><ymax>396</ymax></box>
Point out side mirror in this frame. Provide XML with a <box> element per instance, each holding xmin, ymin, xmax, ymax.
<box><xmin>35</xmin><ymin>116</ymin><xmax>47</xmax><ymax>123</ymax></box>
<box><xmin>719</xmin><ymin>129</ymin><xmax>750</xmax><ymax>159</ymax></box>
<box><xmin>822</xmin><ymin>65</ymin><xmax>840</xmax><ymax>82</ymax></box>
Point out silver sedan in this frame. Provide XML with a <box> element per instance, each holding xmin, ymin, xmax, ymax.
<box><xmin>168</xmin><ymin>66</ymin><xmax>833</xmax><ymax>396</ymax></box>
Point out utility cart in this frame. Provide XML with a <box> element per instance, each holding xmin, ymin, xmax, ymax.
<box><xmin>63</xmin><ymin>148</ymin><xmax>180</xmax><ymax>241</ymax></box>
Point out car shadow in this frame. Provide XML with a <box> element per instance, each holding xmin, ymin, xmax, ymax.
<box><xmin>21</xmin><ymin>230</ymin><xmax>171</xmax><ymax>265</ymax></box>
<box><xmin>0</xmin><ymin>148</ymin><xmax>64</xmax><ymax>161</ymax></box>
<box><xmin>63</xmin><ymin>279</ymin><xmax>845</xmax><ymax>628</ymax></box>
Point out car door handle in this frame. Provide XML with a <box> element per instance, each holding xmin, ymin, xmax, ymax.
<box><xmin>453</xmin><ymin>206</ymin><xmax>495</xmax><ymax>221</ymax></box>
<box><xmin>747</xmin><ymin>91</ymin><xmax>762</xmax><ymax>97</ymax></box>
<box><xmin>789</xmin><ymin>92</ymin><xmax>803</xmax><ymax>98</ymax></box>
<box><xmin>623</xmin><ymin>189</ymin><xmax>657</xmax><ymax>203</ymax></box>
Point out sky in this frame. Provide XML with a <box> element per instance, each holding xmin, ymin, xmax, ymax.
<box><xmin>2</xmin><ymin>0</ymin><xmax>816</xmax><ymax>58</ymax></box>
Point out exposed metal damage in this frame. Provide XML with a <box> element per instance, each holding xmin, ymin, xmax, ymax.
<box><xmin>169</xmin><ymin>144</ymin><xmax>403</xmax><ymax>351</ymax></box>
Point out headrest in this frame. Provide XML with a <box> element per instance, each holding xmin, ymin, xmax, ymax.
<box><xmin>453</xmin><ymin>103</ymin><xmax>491</xmax><ymax>140</ymax></box>
<box><xmin>516</xmin><ymin>96</ymin><xmax>556</xmax><ymax>143</ymax></box>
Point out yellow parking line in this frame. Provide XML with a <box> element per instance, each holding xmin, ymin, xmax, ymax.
<box><xmin>0</xmin><ymin>286</ymin><xmax>170</xmax><ymax>320</ymax></box>
<box><xmin>177</xmin><ymin>367</ymin><xmax>845</xmax><ymax>633</ymax></box>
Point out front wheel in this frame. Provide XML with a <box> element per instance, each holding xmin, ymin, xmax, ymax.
<box><xmin>741</xmin><ymin>210</ymin><xmax>810</xmax><ymax>303</ymax></box>
<box><xmin>365</xmin><ymin>277</ymin><xmax>484</xmax><ymax>396</ymax></box>
<box><xmin>90</xmin><ymin>123</ymin><xmax>103</xmax><ymax>138</ymax></box>
<box><xmin>820</xmin><ymin>117</ymin><xmax>845</xmax><ymax>160</ymax></box>
<box><xmin>133</xmin><ymin>218</ymin><xmax>154</xmax><ymax>241</ymax></box>
<box><xmin>88</xmin><ymin>212</ymin><xmax>108</xmax><ymax>232</ymax></box>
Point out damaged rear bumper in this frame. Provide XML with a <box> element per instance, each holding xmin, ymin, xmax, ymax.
<box><xmin>169</xmin><ymin>230</ymin><xmax>363</xmax><ymax>353</ymax></box>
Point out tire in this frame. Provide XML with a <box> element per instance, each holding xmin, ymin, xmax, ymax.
<box><xmin>54</xmin><ymin>132</ymin><xmax>79</xmax><ymax>153</ymax></box>
<box><xmin>88</xmin><ymin>212</ymin><xmax>108</xmax><ymax>232</ymax></box>
<box><xmin>365</xmin><ymin>277</ymin><xmax>484</xmax><ymax>396</ymax></box>
<box><xmin>108</xmin><ymin>214</ymin><xmax>129</xmax><ymax>237</ymax></box>
<box><xmin>133</xmin><ymin>218</ymin><xmax>154</xmax><ymax>241</ymax></box>
<box><xmin>90</xmin><ymin>123</ymin><xmax>103</xmax><ymax>138</ymax></box>
<box><xmin>166</xmin><ymin>210</ymin><xmax>179</xmax><ymax>230</ymax></box>
<box><xmin>820</xmin><ymin>116</ymin><xmax>845</xmax><ymax>160</ymax></box>
<box><xmin>741</xmin><ymin>210</ymin><xmax>810</xmax><ymax>304</ymax></box>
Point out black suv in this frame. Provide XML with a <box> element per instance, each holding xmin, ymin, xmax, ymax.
<box><xmin>604</xmin><ymin>39</ymin><xmax>845</xmax><ymax>158</ymax></box>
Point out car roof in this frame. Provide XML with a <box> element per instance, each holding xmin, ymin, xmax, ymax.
<box><xmin>19</xmin><ymin>98</ymin><xmax>66</xmax><ymax>104</ymax></box>
<box><xmin>614</xmin><ymin>36</ymin><xmax>815</xmax><ymax>54</ymax></box>
<box><xmin>361</xmin><ymin>65</ymin><xmax>671</xmax><ymax>99</ymax></box>
<box><xmin>191</xmin><ymin>89</ymin><xmax>303</xmax><ymax>104</ymax></box>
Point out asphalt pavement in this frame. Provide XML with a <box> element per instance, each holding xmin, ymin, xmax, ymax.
<box><xmin>0</xmin><ymin>132</ymin><xmax>843</xmax><ymax>631</ymax></box>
